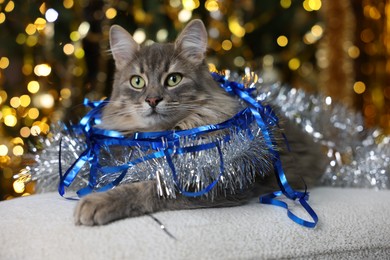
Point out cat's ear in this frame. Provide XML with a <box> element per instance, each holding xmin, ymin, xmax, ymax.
<box><xmin>109</xmin><ymin>25</ymin><xmax>140</xmax><ymax>70</ymax></box>
<box><xmin>175</xmin><ymin>19</ymin><xmax>208</xmax><ymax>64</ymax></box>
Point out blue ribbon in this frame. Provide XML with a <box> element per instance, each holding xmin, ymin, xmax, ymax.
<box><xmin>212</xmin><ymin>73</ymin><xmax>318</xmax><ymax>228</ymax></box>
<box><xmin>58</xmin><ymin>73</ymin><xmax>318</xmax><ymax>228</ymax></box>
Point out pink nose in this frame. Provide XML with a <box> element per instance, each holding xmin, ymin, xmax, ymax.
<box><xmin>145</xmin><ymin>97</ymin><xmax>163</xmax><ymax>107</ymax></box>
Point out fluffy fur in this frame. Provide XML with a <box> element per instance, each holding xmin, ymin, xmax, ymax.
<box><xmin>74</xmin><ymin>20</ymin><xmax>326</xmax><ymax>226</ymax></box>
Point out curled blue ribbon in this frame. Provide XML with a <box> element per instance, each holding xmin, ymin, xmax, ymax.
<box><xmin>58</xmin><ymin>73</ymin><xmax>319</xmax><ymax>228</ymax></box>
<box><xmin>212</xmin><ymin>73</ymin><xmax>318</xmax><ymax>228</ymax></box>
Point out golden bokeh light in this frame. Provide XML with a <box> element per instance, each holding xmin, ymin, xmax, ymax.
<box><xmin>72</xmin><ymin>66</ymin><xmax>83</xmax><ymax>76</ymax></box>
<box><xmin>311</xmin><ymin>24</ymin><xmax>323</xmax><ymax>37</ymax></box>
<box><xmin>10</xmin><ymin>97</ymin><xmax>20</xmax><ymax>108</ymax></box>
<box><xmin>178</xmin><ymin>9</ymin><xmax>192</xmax><ymax>23</ymax></box>
<box><xmin>34</xmin><ymin>18</ymin><xmax>47</xmax><ymax>31</ymax></box>
<box><xmin>25</xmin><ymin>23</ymin><xmax>37</xmax><ymax>35</ymax></box>
<box><xmin>277</xmin><ymin>35</ymin><xmax>288</xmax><ymax>47</ymax></box>
<box><xmin>74</xmin><ymin>48</ymin><xmax>85</xmax><ymax>59</ymax></box>
<box><xmin>364</xmin><ymin>5</ymin><xmax>381</xmax><ymax>20</ymax></box>
<box><xmin>303</xmin><ymin>0</ymin><xmax>322</xmax><ymax>11</ymax></box>
<box><xmin>0</xmin><ymin>12</ymin><xmax>6</xmax><ymax>24</ymax></box>
<box><xmin>280</xmin><ymin>0</ymin><xmax>291</xmax><ymax>9</ymax></box>
<box><xmin>353</xmin><ymin>81</ymin><xmax>366</xmax><ymax>94</ymax></box>
<box><xmin>20</xmin><ymin>95</ymin><xmax>31</xmax><ymax>107</ymax></box>
<box><xmin>34</xmin><ymin>64</ymin><xmax>52</xmax><ymax>76</ymax></box>
<box><xmin>228</xmin><ymin>17</ymin><xmax>245</xmax><ymax>38</ymax></box>
<box><xmin>361</xmin><ymin>28</ymin><xmax>375</xmax><ymax>43</ymax></box>
<box><xmin>244</xmin><ymin>23</ymin><xmax>255</xmax><ymax>33</ymax></box>
<box><xmin>133</xmin><ymin>29</ymin><xmax>146</xmax><ymax>44</ymax></box>
<box><xmin>34</xmin><ymin>94</ymin><xmax>55</xmax><ymax>109</ymax></box>
<box><xmin>288</xmin><ymin>58</ymin><xmax>301</xmax><ymax>70</ymax></box>
<box><xmin>205</xmin><ymin>0</ymin><xmax>219</xmax><ymax>12</ymax></box>
<box><xmin>1</xmin><ymin>105</ymin><xmax>13</xmax><ymax>116</ymax></box>
<box><xmin>26</xmin><ymin>35</ymin><xmax>38</xmax><ymax>47</ymax></box>
<box><xmin>22</xmin><ymin>63</ymin><xmax>33</xmax><ymax>75</ymax></box>
<box><xmin>4</xmin><ymin>1</ymin><xmax>15</xmax><ymax>12</ymax></box>
<box><xmin>182</xmin><ymin>0</ymin><xmax>200</xmax><ymax>11</ymax></box>
<box><xmin>70</xmin><ymin>31</ymin><xmax>80</xmax><ymax>41</ymax></box>
<box><xmin>0</xmin><ymin>56</ymin><xmax>10</xmax><ymax>69</ymax></box>
<box><xmin>233</xmin><ymin>56</ymin><xmax>245</xmax><ymax>67</ymax></box>
<box><xmin>4</xmin><ymin>114</ymin><xmax>17</xmax><ymax>127</ymax></box>
<box><xmin>11</xmin><ymin>137</ymin><xmax>24</xmax><ymax>145</ymax></box>
<box><xmin>27</xmin><ymin>80</ymin><xmax>40</xmax><ymax>94</ymax></box>
<box><xmin>308</xmin><ymin>0</ymin><xmax>322</xmax><ymax>11</ymax></box>
<box><xmin>0</xmin><ymin>90</ymin><xmax>7</xmax><ymax>102</ymax></box>
<box><xmin>208</xmin><ymin>63</ymin><xmax>217</xmax><ymax>72</ymax></box>
<box><xmin>39</xmin><ymin>3</ymin><xmax>46</xmax><ymax>15</ymax></box>
<box><xmin>13</xmin><ymin>145</ymin><xmax>24</xmax><ymax>156</ymax></box>
<box><xmin>105</xmin><ymin>8</ymin><xmax>117</xmax><ymax>19</ymax></box>
<box><xmin>221</xmin><ymin>40</ymin><xmax>233</xmax><ymax>51</ymax></box>
<box><xmin>60</xmin><ymin>88</ymin><xmax>72</xmax><ymax>99</ymax></box>
<box><xmin>348</xmin><ymin>46</ymin><xmax>360</xmax><ymax>59</ymax></box>
<box><xmin>30</xmin><ymin>125</ymin><xmax>41</xmax><ymax>136</ymax></box>
<box><xmin>63</xmin><ymin>0</ymin><xmax>74</xmax><ymax>9</ymax></box>
<box><xmin>0</xmin><ymin>144</ymin><xmax>8</xmax><ymax>156</ymax></box>
<box><xmin>29</xmin><ymin>107</ymin><xmax>39</xmax><ymax>118</ymax></box>
<box><xmin>16</xmin><ymin>33</ymin><xmax>26</xmax><ymax>45</ymax></box>
<box><xmin>20</xmin><ymin>127</ymin><xmax>31</xmax><ymax>138</ymax></box>
<box><xmin>13</xmin><ymin>180</ymin><xmax>25</xmax><ymax>193</ymax></box>
<box><xmin>78</xmin><ymin>22</ymin><xmax>90</xmax><ymax>38</ymax></box>
<box><xmin>32</xmin><ymin>120</ymin><xmax>50</xmax><ymax>134</ymax></box>
<box><xmin>156</xmin><ymin>29</ymin><xmax>168</xmax><ymax>42</ymax></box>
<box><xmin>303</xmin><ymin>32</ymin><xmax>316</xmax><ymax>44</ymax></box>
<box><xmin>63</xmin><ymin>43</ymin><xmax>75</xmax><ymax>55</ymax></box>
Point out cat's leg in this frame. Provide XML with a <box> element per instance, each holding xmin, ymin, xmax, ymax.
<box><xmin>74</xmin><ymin>181</ymin><xmax>157</xmax><ymax>226</ymax></box>
<box><xmin>74</xmin><ymin>180</ymin><xmax>252</xmax><ymax>226</ymax></box>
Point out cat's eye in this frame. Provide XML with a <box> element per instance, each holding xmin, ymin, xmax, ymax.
<box><xmin>166</xmin><ymin>73</ymin><xmax>182</xmax><ymax>87</ymax></box>
<box><xmin>130</xmin><ymin>75</ymin><xmax>145</xmax><ymax>89</ymax></box>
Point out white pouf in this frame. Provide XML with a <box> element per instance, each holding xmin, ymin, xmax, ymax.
<box><xmin>1</xmin><ymin>187</ymin><xmax>389</xmax><ymax>259</ymax></box>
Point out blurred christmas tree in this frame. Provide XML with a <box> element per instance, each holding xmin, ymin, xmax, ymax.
<box><xmin>0</xmin><ymin>0</ymin><xmax>389</xmax><ymax>200</ymax></box>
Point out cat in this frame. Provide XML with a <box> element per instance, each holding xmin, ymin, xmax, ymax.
<box><xmin>74</xmin><ymin>19</ymin><xmax>326</xmax><ymax>226</ymax></box>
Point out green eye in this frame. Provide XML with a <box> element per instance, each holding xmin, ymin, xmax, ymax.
<box><xmin>166</xmin><ymin>73</ymin><xmax>182</xmax><ymax>87</ymax></box>
<box><xmin>130</xmin><ymin>75</ymin><xmax>145</xmax><ymax>89</ymax></box>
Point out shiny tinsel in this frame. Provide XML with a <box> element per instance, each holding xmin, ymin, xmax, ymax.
<box><xmin>16</xmin><ymin>71</ymin><xmax>390</xmax><ymax>196</ymax></box>
<box><xmin>18</xmin><ymin>117</ymin><xmax>271</xmax><ymax>198</ymax></box>
<box><xmin>254</xmin><ymin>78</ymin><xmax>390</xmax><ymax>190</ymax></box>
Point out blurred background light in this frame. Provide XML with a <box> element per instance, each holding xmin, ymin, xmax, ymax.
<box><xmin>34</xmin><ymin>64</ymin><xmax>52</xmax><ymax>77</ymax></box>
<box><xmin>45</xmin><ymin>8</ymin><xmax>59</xmax><ymax>22</ymax></box>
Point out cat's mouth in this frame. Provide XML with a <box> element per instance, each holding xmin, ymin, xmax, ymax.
<box><xmin>147</xmin><ymin>107</ymin><xmax>164</xmax><ymax>117</ymax></box>
<box><xmin>145</xmin><ymin>105</ymin><xmax>177</xmax><ymax>120</ymax></box>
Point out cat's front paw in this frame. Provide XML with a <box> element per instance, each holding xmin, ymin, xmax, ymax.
<box><xmin>74</xmin><ymin>192</ymin><xmax>123</xmax><ymax>226</ymax></box>
<box><xmin>74</xmin><ymin>181</ymin><xmax>158</xmax><ymax>226</ymax></box>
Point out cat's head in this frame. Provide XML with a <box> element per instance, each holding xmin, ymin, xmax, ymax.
<box><xmin>101</xmin><ymin>20</ymin><xmax>237</xmax><ymax>133</ymax></box>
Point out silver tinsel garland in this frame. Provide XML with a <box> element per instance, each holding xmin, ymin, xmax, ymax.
<box><xmin>21</xmin><ymin>108</ymin><xmax>271</xmax><ymax>198</ymax></box>
<box><xmin>16</xmin><ymin>72</ymin><xmax>390</xmax><ymax>196</ymax></box>
<box><xmin>256</xmin><ymin>80</ymin><xmax>390</xmax><ymax>189</ymax></box>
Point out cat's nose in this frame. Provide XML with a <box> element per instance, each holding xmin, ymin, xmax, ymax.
<box><xmin>145</xmin><ymin>97</ymin><xmax>163</xmax><ymax>107</ymax></box>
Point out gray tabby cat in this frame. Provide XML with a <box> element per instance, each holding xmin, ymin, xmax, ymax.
<box><xmin>74</xmin><ymin>20</ymin><xmax>326</xmax><ymax>226</ymax></box>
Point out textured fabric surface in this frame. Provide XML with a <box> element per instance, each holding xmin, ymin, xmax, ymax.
<box><xmin>0</xmin><ymin>187</ymin><xmax>389</xmax><ymax>260</ymax></box>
